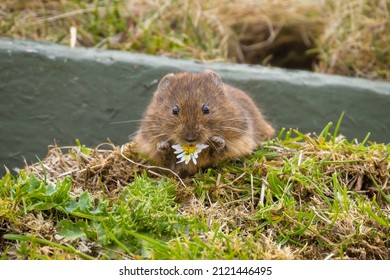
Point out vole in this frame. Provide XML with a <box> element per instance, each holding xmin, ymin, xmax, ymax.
<box><xmin>134</xmin><ymin>70</ymin><xmax>275</xmax><ymax>176</ymax></box>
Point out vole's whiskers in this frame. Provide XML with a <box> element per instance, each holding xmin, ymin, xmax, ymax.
<box><xmin>206</xmin><ymin>139</ymin><xmax>218</xmax><ymax>150</ymax></box>
<box><xmin>212</xmin><ymin>126</ymin><xmax>249</xmax><ymax>134</ymax></box>
<box><xmin>220</xmin><ymin>116</ymin><xmax>254</xmax><ymax>121</ymax></box>
<box><xmin>165</xmin><ymin>135</ymin><xmax>177</xmax><ymax>143</ymax></box>
<box><xmin>223</xmin><ymin>137</ymin><xmax>235</xmax><ymax>146</ymax></box>
<box><xmin>109</xmin><ymin>119</ymin><xmax>155</xmax><ymax>125</ymax></box>
<box><xmin>137</xmin><ymin>125</ymin><xmax>164</xmax><ymax>132</ymax></box>
<box><xmin>128</xmin><ymin>126</ymin><xmax>164</xmax><ymax>139</ymax></box>
<box><xmin>149</xmin><ymin>133</ymin><xmax>169</xmax><ymax>140</ymax></box>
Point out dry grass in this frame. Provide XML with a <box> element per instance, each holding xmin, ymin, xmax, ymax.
<box><xmin>0</xmin><ymin>0</ymin><xmax>388</xmax><ymax>79</ymax></box>
<box><xmin>214</xmin><ymin>0</ymin><xmax>324</xmax><ymax>68</ymax></box>
<box><xmin>315</xmin><ymin>0</ymin><xmax>390</xmax><ymax>80</ymax></box>
<box><xmin>2</xmin><ymin>126</ymin><xmax>387</xmax><ymax>260</ymax></box>
<box><xmin>24</xmin><ymin>141</ymin><xmax>142</xmax><ymax>197</ymax></box>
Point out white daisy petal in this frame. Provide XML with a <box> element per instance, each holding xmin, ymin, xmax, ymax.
<box><xmin>172</xmin><ymin>144</ymin><xmax>182</xmax><ymax>149</ymax></box>
<box><xmin>172</xmin><ymin>144</ymin><xmax>183</xmax><ymax>153</ymax></box>
<box><xmin>171</xmin><ymin>143</ymin><xmax>209</xmax><ymax>165</ymax></box>
<box><xmin>196</xmin><ymin>144</ymin><xmax>209</xmax><ymax>152</ymax></box>
<box><xmin>177</xmin><ymin>157</ymin><xmax>185</xmax><ymax>163</ymax></box>
<box><xmin>176</xmin><ymin>152</ymin><xmax>185</xmax><ymax>159</ymax></box>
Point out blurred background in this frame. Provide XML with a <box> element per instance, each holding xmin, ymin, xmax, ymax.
<box><xmin>1</xmin><ymin>0</ymin><xmax>389</xmax><ymax>80</ymax></box>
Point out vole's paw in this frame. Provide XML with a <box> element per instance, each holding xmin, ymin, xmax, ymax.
<box><xmin>210</xmin><ymin>136</ymin><xmax>226</xmax><ymax>151</ymax></box>
<box><xmin>157</xmin><ymin>140</ymin><xmax>171</xmax><ymax>152</ymax></box>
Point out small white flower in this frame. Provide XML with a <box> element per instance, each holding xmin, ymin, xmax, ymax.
<box><xmin>171</xmin><ymin>143</ymin><xmax>209</xmax><ymax>165</ymax></box>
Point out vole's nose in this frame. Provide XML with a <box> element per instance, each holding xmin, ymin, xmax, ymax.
<box><xmin>185</xmin><ymin>133</ymin><xmax>197</xmax><ymax>143</ymax></box>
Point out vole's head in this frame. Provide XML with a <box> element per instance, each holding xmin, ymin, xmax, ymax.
<box><xmin>146</xmin><ymin>70</ymin><xmax>245</xmax><ymax>146</ymax></box>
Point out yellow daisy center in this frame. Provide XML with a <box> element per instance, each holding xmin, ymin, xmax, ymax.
<box><xmin>181</xmin><ymin>145</ymin><xmax>197</xmax><ymax>155</ymax></box>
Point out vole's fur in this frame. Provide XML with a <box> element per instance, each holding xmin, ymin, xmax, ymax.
<box><xmin>134</xmin><ymin>70</ymin><xmax>274</xmax><ymax>176</ymax></box>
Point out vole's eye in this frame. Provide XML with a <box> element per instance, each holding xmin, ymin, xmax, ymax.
<box><xmin>201</xmin><ymin>104</ymin><xmax>210</xmax><ymax>114</ymax></box>
<box><xmin>172</xmin><ymin>105</ymin><xmax>180</xmax><ymax>115</ymax></box>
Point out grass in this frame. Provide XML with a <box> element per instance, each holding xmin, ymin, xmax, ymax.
<box><xmin>0</xmin><ymin>0</ymin><xmax>389</xmax><ymax>260</ymax></box>
<box><xmin>0</xmin><ymin>122</ymin><xmax>389</xmax><ymax>260</ymax></box>
<box><xmin>0</xmin><ymin>0</ymin><xmax>389</xmax><ymax>79</ymax></box>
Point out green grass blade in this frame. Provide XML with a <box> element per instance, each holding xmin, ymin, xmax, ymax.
<box><xmin>332</xmin><ymin>112</ymin><xmax>344</xmax><ymax>143</ymax></box>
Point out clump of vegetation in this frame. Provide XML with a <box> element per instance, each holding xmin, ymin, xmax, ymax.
<box><xmin>1</xmin><ymin>122</ymin><xmax>389</xmax><ymax>259</ymax></box>
<box><xmin>315</xmin><ymin>0</ymin><xmax>390</xmax><ymax>80</ymax></box>
<box><xmin>0</xmin><ymin>0</ymin><xmax>388</xmax><ymax>79</ymax></box>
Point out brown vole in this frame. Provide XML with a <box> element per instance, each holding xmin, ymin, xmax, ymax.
<box><xmin>134</xmin><ymin>70</ymin><xmax>274</xmax><ymax>176</ymax></box>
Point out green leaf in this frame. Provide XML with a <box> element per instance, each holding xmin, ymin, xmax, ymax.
<box><xmin>76</xmin><ymin>139</ymin><xmax>92</xmax><ymax>155</ymax></box>
<box><xmin>78</xmin><ymin>191</ymin><xmax>93</xmax><ymax>212</ymax></box>
<box><xmin>57</xmin><ymin>220</ymin><xmax>87</xmax><ymax>240</ymax></box>
<box><xmin>90</xmin><ymin>200</ymin><xmax>109</xmax><ymax>215</ymax></box>
<box><xmin>65</xmin><ymin>198</ymin><xmax>78</xmax><ymax>213</ymax></box>
<box><xmin>64</xmin><ymin>191</ymin><xmax>93</xmax><ymax>213</ymax></box>
<box><xmin>267</xmin><ymin>171</ymin><xmax>283</xmax><ymax>198</ymax></box>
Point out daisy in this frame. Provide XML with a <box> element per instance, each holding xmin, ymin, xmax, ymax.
<box><xmin>171</xmin><ymin>143</ymin><xmax>209</xmax><ymax>165</ymax></box>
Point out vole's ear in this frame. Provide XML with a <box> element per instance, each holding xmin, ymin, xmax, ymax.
<box><xmin>157</xmin><ymin>73</ymin><xmax>175</xmax><ymax>91</ymax></box>
<box><xmin>204</xmin><ymin>70</ymin><xmax>223</xmax><ymax>85</ymax></box>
